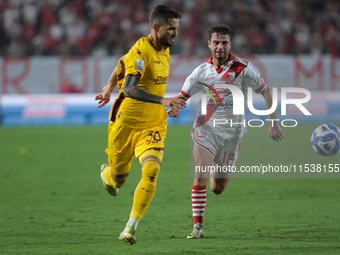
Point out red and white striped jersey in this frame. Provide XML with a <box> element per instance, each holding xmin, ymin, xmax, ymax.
<box><xmin>180</xmin><ymin>54</ymin><xmax>267</xmax><ymax>138</ymax></box>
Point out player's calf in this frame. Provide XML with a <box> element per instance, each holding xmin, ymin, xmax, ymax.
<box><xmin>100</xmin><ymin>164</ymin><xmax>119</xmax><ymax>196</ymax></box>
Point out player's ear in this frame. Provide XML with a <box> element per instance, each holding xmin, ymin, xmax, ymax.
<box><xmin>152</xmin><ymin>22</ymin><xmax>160</xmax><ymax>32</ymax></box>
<box><xmin>208</xmin><ymin>40</ymin><xmax>211</xmax><ymax>49</ymax></box>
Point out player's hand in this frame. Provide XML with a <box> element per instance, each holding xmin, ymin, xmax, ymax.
<box><xmin>95</xmin><ymin>85</ymin><xmax>112</xmax><ymax>108</ymax></box>
<box><xmin>167</xmin><ymin>108</ymin><xmax>180</xmax><ymax>119</ymax></box>
<box><xmin>269</xmin><ymin>123</ymin><xmax>284</xmax><ymax>141</ymax></box>
<box><xmin>160</xmin><ymin>95</ymin><xmax>186</xmax><ymax>111</ymax></box>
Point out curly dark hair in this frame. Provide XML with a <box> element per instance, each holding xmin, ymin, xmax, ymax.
<box><xmin>208</xmin><ymin>24</ymin><xmax>233</xmax><ymax>40</ymax></box>
<box><xmin>149</xmin><ymin>5</ymin><xmax>182</xmax><ymax>26</ymax></box>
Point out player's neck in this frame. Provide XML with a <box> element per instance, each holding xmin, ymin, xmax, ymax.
<box><xmin>212</xmin><ymin>54</ymin><xmax>229</xmax><ymax>68</ymax></box>
<box><xmin>149</xmin><ymin>32</ymin><xmax>165</xmax><ymax>50</ymax></box>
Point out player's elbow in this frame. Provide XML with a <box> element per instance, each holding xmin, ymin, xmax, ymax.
<box><xmin>123</xmin><ymin>75</ymin><xmax>140</xmax><ymax>98</ymax></box>
<box><xmin>123</xmin><ymin>87</ymin><xmax>134</xmax><ymax>97</ymax></box>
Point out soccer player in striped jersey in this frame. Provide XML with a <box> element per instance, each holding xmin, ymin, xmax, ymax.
<box><xmin>168</xmin><ymin>24</ymin><xmax>284</xmax><ymax>239</ymax></box>
<box><xmin>95</xmin><ymin>5</ymin><xmax>184</xmax><ymax>245</ymax></box>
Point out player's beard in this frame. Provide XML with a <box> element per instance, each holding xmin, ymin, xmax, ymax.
<box><xmin>214</xmin><ymin>51</ymin><xmax>227</xmax><ymax>61</ymax></box>
<box><xmin>159</xmin><ymin>34</ymin><xmax>174</xmax><ymax>47</ymax></box>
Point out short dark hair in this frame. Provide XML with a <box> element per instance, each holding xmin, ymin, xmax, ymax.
<box><xmin>208</xmin><ymin>24</ymin><xmax>233</xmax><ymax>40</ymax></box>
<box><xmin>149</xmin><ymin>5</ymin><xmax>182</xmax><ymax>26</ymax></box>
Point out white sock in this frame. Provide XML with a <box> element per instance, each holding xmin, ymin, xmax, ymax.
<box><xmin>126</xmin><ymin>218</ymin><xmax>139</xmax><ymax>230</ymax></box>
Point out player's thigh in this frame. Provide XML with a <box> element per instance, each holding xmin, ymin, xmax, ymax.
<box><xmin>134</xmin><ymin>122</ymin><xmax>167</xmax><ymax>161</ymax></box>
<box><xmin>191</xmin><ymin>129</ymin><xmax>216</xmax><ymax>166</ymax></box>
<box><xmin>213</xmin><ymin>136</ymin><xmax>243</xmax><ymax>178</ymax></box>
<box><xmin>191</xmin><ymin>129</ymin><xmax>216</xmax><ymax>182</ymax></box>
<box><xmin>192</xmin><ymin>143</ymin><xmax>213</xmax><ymax>180</ymax></box>
<box><xmin>106</xmin><ymin>123</ymin><xmax>135</xmax><ymax>174</ymax></box>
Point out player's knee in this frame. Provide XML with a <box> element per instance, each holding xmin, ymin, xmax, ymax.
<box><xmin>141</xmin><ymin>160</ymin><xmax>160</xmax><ymax>183</ymax></box>
<box><xmin>211</xmin><ymin>183</ymin><xmax>227</xmax><ymax>195</ymax></box>
<box><xmin>210</xmin><ymin>176</ymin><xmax>230</xmax><ymax>195</ymax></box>
<box><xmin>193</xmin><ymin>178</ymin><xmax>208</xmax><ymax>186</ymax></box>
<box><xmin>212</xmin><ymin>187</ymin><xmax>224</xmax><ymax>195</ymax></box>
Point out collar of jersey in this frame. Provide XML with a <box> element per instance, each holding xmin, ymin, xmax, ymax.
<box><xmin>206</xmin><ymin>53</ymin><xmax>236</xmax><ymax>70</ymax></box>
<box><xmin>147</xmin><ymin>35</ymin><xmax>168</xmax><ymax>52</ymax></box>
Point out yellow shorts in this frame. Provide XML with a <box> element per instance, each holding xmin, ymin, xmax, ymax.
<box><xmin>105</xmin><ymin>121</ymin><xmax>167</xmax><ymax>175</ymax></box>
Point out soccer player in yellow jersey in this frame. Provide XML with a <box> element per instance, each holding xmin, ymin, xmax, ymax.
<box><xmin>94</xmin><ymin>5</ymin><xmax>185</xmax><ymax>245</ymax></box>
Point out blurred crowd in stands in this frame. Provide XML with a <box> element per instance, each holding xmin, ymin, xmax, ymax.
<box><xmin>0</xmin><ymin>0</ymin><xmax>339</xmax><ymax>57</ymax></box>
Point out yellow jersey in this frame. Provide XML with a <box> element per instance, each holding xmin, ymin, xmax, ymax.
<box><xmin>110</xmin><ymin>35</ymin><xmax>170</xmax><ymax>129</ymax></box>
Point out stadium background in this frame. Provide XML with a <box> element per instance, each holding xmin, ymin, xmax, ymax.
<box><xmin>1</xmin><ymin>0</ymin><xmax>340</xmax><ymax>125</ymax></box>
<box><xmin>1</xmin><ymin>0</ymin><xmax>340</xmax><ymax>254</ymax></box>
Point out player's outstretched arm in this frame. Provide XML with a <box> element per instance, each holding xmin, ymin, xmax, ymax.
<box><xmin>261</xmin><ymin>86</ymin><xmax>285</xmax><ymax>141</ymax></box>
<box><xmin>123</xmin><ymin>75</ymin><xmax>186</xmax><ymax>111</ymax></box>
<box><xmin>95</xmin><ymin>66</ymin><xmax>118</xmax><ymax>108</ymax></box>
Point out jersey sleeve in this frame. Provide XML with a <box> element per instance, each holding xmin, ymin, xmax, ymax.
<box><xmin>122</xmin><ymin>46</ymin><xmax>149</xmax><ymax>80</ymax></box>
<box><xmin>180</xmin><ymin>65</ymin><xmax>204</xmax><ymax>100</ymax></box>
<box><xmin>243</xmin><ymin>62</ymin><xmax>267</xmax><ymax>94</ymax></box>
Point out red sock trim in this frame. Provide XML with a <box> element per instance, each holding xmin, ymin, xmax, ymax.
<box><xmin>192</xmin><ymin>184</ymin><xmax>206</xmax><ymax>190</ymax></box>
<box><xmin>192</xmin><ymin>184</ymin><xmax>206</xmax><ymax>224</ymax></box>
<box><xmin>194</xmin><ymin>217</ymin><xmax>203</xmax><ymax>224</ymax></box>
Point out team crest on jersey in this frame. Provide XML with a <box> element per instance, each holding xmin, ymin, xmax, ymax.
<box><xmin>135</xmin><ymin>59</ymin><xmax>144</xmax><ymax>71</ymax></box>
<box><xmin>227</xmin><ymin>72</ymin><xmax>235</xmax><ymax>80</ymax></box>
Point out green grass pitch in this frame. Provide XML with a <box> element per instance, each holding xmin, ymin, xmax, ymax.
<box><xmin>0</xmin><ymin>124</ymin><xmax>339</xmax><ymax>254</ymax></box>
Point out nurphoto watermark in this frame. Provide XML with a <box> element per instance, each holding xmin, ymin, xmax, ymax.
<box><xmin>200</xmin><ymin>84</ymin><xmax>312</xmax><ymax>126</ymax></box>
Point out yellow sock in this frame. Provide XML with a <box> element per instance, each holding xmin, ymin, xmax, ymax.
<box><xmin>130</xmin><ymin>160</ymin><xmax>160</xmax><ymax>221</ymax></box>
<box><xmin>102</xmin><ymin>165</ymin><xmax>129</xmax><ymax>189</ymax></box>
<box><xmin>102</xmin><ymin>166</ymin><xmax>114</xmax><ymax>185</ymax></box>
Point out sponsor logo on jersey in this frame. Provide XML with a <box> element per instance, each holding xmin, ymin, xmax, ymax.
<box><xmin>215</xmin><ymin>87</ymin><xmax>232</xmax><ymax>98</ymax></box>
<box><xmin>155</xmin><ymin>76</ymin><xmax>168</xmax><ymax>84</ymax></box>
<box><xmin>154</xmin><ymin>61</ymin><xmax>161</xmax><ymax>64</ymax></box>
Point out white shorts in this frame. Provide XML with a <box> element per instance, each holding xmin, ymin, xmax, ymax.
<box><xmin>191</xmin><ymin>128</ymin><xmax>243</xmax><ymax>175</ymax></box>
